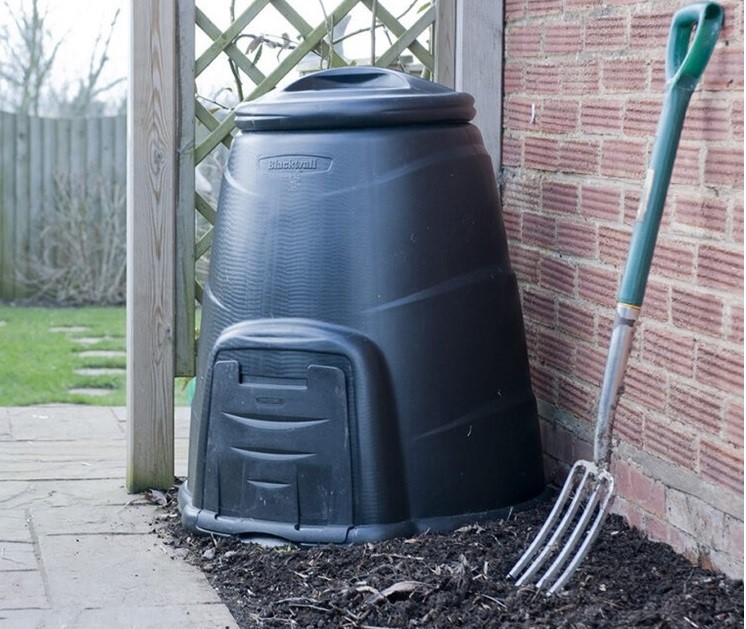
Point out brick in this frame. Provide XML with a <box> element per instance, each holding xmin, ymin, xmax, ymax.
<box><xmin>624</xmin><ymin>98</ymin><xmax>662</xmax><ymax>137</ymax></box>
<box><xmin>704</xmin><ymin>145</ymin><xmax>744</xmax><ymax>187</ymax></box>
<box><xmin>502</xmin><ymin>175</ymin><xmax>540</xmax><ymax>213</ymax></box>
<box><xmin>558</xmin><ymin>376</ymin><xmax>595</xmax><ymax>419</ymax></box>
<box><xmin>696</xmin><ymin>344</ymin><xmax>743</xmax><ymax>394</ymax></box>
<box><xmin>666</xmin><ymin>490</ymin><xmax>728</xmax><ymax>551</ymax></box>
<box><xmin>702</xmin><ymin>46</ymin><xmax>744</xmax><ymax>90</ymax></box>
<box><xmin>525</xmin><ymin>136</ymin><xmax>560</xmax><ymax>170</ymax></box>
<box><xmin>504</xmin><ymin>62</ymin><xmax>525</xmax><ymax>94</ymax></box>
<box><xmin>642</xmin><ymin>279</ymin><xmax>669</xmax><ymax>323</ymax></box>
<box><xmin>614</xmin><ymin>459</ymin><xmax>666</xmax><ymax>518</ymax></box>
<box><xmin>670</xmin><ymin>143</ymin><xmax>702</xmax><ymax>186</ymax></box>
<box><xmin>523</xmin><ymin>288</ymin><xmax>556</xmax><ymax>326</ymax></box>
<box><xmin>540</xmin><ymin>100</ymin><xmax>579</xmax><ymax>133</ymax></box>
<box><xmin>538</xmin><ymin>330</ymin><xmax>576</xmax><ymax>372</ymax></box>
<box><xmin>728</xmin><ymin>304</ymin><xmax>743</xmax><ymax>344</ymax></box>
<box><xmin>610</xmin><ymin>496</ymin><xmax>646</xmax><ymax>532</ymax></box>
<box><xmin>585</xmin><ymin>16</ymin><xmax>627</xmax><ymax>49</ymax></box>
<box><xmin>539</xmin><ymin>255</ymin><xmax>576</xmax><ymax>296</ymax></box>
<box><xmin>504</xmin><ymin>0</ymin><xmax>525</xmax><ymax>21</ymax></box>
<box><xmin>643</xmin><ymin>326</ymin><xmax>695</xmax><ymax>379</ymax></box>
<box><xmin>542</xmin><ymin>180</ymin><xmax>578</xmax><ymax>214</ymax></box>
<box><xmin>650</xmin><ymin>239</ymin><xmax>696</xmax><ymax>282</ymax></box>
<box><xmin>556</xmin><ymin>220</ymin><xmax>596</xmax><ymax>258</ymax></box>
<box><xmin>522</xmin><ymin>211</ymin><xmax>555</xmax><ymax>247</ymax></box>
<box><xmin>626</xmin><ymin>362</ymin><xmax>667</xmax><ymax>412</ymax></box>
<box><xmin>558</xmin><ymin>140</ymin><xmax>599</xmax><ymax>175</ymax></box>
<box><xmin>507</xmin><ymin>25</ymin><xmax>541</xmax><ymax>57</ymax></box>
<box><xmin>700</xmin><ymin>440</ymin><xmax>744</xmax><ymax>495</ymax></box>
<box><xmin>502</xmin><ymin>135</ymin><xmax>522</xmax><ymax>168</ymax></box>
<box><xmin>601</xmin><ymin>140</ymin><xmax>646</xmax><ymax>180</ymax></box>
<box><xmin>671</xmin><ymin>287</ymin><xmax>723</xmax><ymax>336</ymax></box>
<box><xmin>669</xmin><ymin>383</ymin><xmax>722</xmax><ymax>435</ymax></box>
<box><xmin>697</xmin><ymin>245</ymin><xmax>744</xmax><ymax>291</ymax></box>
<box><xmin>525</xmin><ymin>64</ymin><xmax>561</xmax><ymax>95</ymax></box>
<box><xmin>557</xmin><ymin>299</ymin><xmax>595</xmax><ymax>342</ymax></box>
<box><xmin>577</xmin><ymin>263</ymin><xmax>618</xmax><ymax>305</ymax></box>
<box><xmin>645</xmin><ymin>418</ymin><xmax>695</xmax><ymax>468</ymax></box>
<box><xmin>580</xmin><ymin>184</ymin><xmax>622</xmax><ymax>221</ymax></box>
<box><xmin>504</xmin><ymin>98</ymin><xmax>535</xmax><ymax>130</ymax></box>
<box><xmin>623</xmin><ymin>188</ymin><xmax>640</xmax><ymax>224</ymax></box>
<box><xmin>602</xmin><ymin>57</ymin><xmax>649</xmax><ymax>93</ymax></box>
<box><xmin>581</xmin><ymin>99</ymin><xmax>624</xmax><ymax>134</ymax></box>
<box><xmin>647</xmin><ymin>516</ymin><xmax>699</xmax><ymax>561</ymax></box>
<box><xmin>543</xmin><ymin>22</ymin><xmax>583</xmax><ymax>55</ymax></box>
<box><xmin>614</xmin><ymin>399</ymin><xmax>644</xmax><ymax>448</ymax></box>
<box><xmin>598</xmin><ymin>225</ymin><xmax>631</xmax><ymax>266</ymax></box>
<box><xmin>630</xmin><ymin>11</ymin><xmax>672</xmax><ymax>47</ymax></box>
<box><xmin>525</xmin><ymin>0</ymin><xmax>562</xmax><ymax>16</ymax></box>
<box><xmin>681</xmin><ymin>99</ymin><xmax>731</xmax><ymax>143</ymax></box>
<box><xmin>510</xmin><ymin>245</ymin><xmax>540</xmax><ymax>283</ymax></box>
<box><xmin>562</xmin><ymin>60</ymin><xmax>600</xmax><ymax>95</ymax></box>
<box><xmin>575</xmin><ymin>343</ymin><xmax>606</xmax><ymax>385</ymax></box>
<box><xmin>674</xmin><ymin>195</ymin><xmax>728</xmax><ymax>235</ymax></box>
<box><xmin>530</xmin><ymin>362</ymin><xmax>556</xmax><ymax>403</ymax></box>
<box><xmin>650</xmin><ymin>59</ymin><xmax>666</xmax><ymax>90</ymax></box>
<box><xmin>502</xmin><ymin>206</ymin><xmax>521</xmax><ymax>241</ymax></box>
<box><xmin>725</xmin><ymin>402</ymin><xmax>743</xmax><ymax>448</ymax></box>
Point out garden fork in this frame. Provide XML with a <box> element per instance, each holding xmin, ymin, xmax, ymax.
<box><xmin>508</xmin><ymin>1</ymin><xmax>723</xmax><ymax>595</ymax></box>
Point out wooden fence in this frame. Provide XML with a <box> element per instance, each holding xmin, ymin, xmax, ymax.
<box><xmin>0</xmin><ymin>111</ymin><xmax>127</xmax><ymax>300</ymax></box>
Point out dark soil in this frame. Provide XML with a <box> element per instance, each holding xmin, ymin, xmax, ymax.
<box><xmin>151</xmin><ymin>486</ymin><xmax>743</xmax><ymax>628</ymax></box>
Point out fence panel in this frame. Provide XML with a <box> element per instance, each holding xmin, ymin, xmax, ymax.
<box><xmin>0</xmin><ymin>111</ymin><xmax>127</xmax><ymax>301</ymax></box>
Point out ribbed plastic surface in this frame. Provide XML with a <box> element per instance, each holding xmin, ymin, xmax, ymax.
<box><xmin>181</xmin><ymin>69</ymin><xmax>545</xmax><ymax>543</ymax></box>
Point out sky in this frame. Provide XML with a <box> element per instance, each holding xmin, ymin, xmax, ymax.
<box><xmin>0</xmin><ymin>0</ymin><xmax>429</xmax><ymax>111</ymax></box>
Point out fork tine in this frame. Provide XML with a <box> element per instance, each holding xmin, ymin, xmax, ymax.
<box><xmin>507</xmin><ymin>461</ymin><xmax>589</xmax><ymax>580</ymax></box>
<box><xmin>535</xmin><ymin>479</ymin><xmax>605</xmax><ymax>590</ymax></box>
<box><xmin>545</xmin><ymin>472</ymin><xmax>615</xmax><ymax>595</ymax></box>
<box><xmin>514</xmin><ymin>465</ymin><xmax>594</xmax><ymax>586</ymax></box>
<box><xmin>508</xmin><ymin>461</ymin><xmax>616</xmax><ymax>594</ymax></box>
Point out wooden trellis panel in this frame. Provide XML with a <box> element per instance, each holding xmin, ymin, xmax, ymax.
<box><xmin>175</xmin><ymin>0</ymin><xmax>437</xmax><ymax>376</ymax></box>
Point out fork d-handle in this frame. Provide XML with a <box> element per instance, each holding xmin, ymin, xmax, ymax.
<box><xmin>595</xmin><ymin>3</ymin><xmax>723</xmax><ymax>467</ymax></box>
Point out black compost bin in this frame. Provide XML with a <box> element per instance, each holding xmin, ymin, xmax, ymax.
<box><xmin>179</xmin><ymin>67</ymin><xmax>545</xmax><ymax>544</ymax></box>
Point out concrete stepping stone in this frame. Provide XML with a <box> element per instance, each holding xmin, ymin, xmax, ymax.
<box><xmin>78</xmin><ymin>350</ymin><xmax>126</xmax><ymax>359</ymax></box>
<box><xmin>50</xmin><ymin>326</ymin><xmax>89</xmax><ymax>333</ymax></box>
<box><xmin>68</xmin><ymin>388</ymin><xmax>112</xmax><ymax>397</ymax></box>
<box><xmin>74</xmin><ymin>368</ymin><xmax>126</xmax><ymax>377</ymax></box>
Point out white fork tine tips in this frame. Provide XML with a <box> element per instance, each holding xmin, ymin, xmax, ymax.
<box><xmin>507</xmin><ymin>460</ymin><xmax>615</xmax><ymax>595</ymax></box>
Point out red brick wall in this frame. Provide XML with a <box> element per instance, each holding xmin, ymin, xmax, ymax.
<box><xmin>502</xmin><ymin>0</ymin><xmax>744</xmax><ymax>577</ymax></box>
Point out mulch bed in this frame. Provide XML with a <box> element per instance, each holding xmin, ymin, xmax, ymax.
<box><xmin>151</xmin><ymin>486</ymin><xmax>743</xmax><ymax>628</ymax></box>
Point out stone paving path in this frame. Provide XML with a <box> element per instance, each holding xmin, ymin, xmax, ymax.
<box><xmin>48</xmin><ymin>326</ymin><xmax>127</xmax><ymax>400</ymax></box>
<box><xmin>0</xmin><ymin>405</ymin><xmax>237</xmax><ymax>628</ymax></box>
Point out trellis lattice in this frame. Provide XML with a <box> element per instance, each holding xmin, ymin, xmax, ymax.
<box><xmin>176</xmin><ymin>0</ymin><xmax>436</xmax><ymax>375</ymax></box>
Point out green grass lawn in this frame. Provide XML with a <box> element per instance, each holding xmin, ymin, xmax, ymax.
<box><xmin>0</xmin><ymin>305</ymin><xmax>191</xmax><ymax>406</ymax></box>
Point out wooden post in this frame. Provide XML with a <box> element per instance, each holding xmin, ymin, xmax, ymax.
<box><xmin>175</xmin><ymin>1</ymin><xmax>196</xmax><ymax>378</ymax></box>
<box><xmin>126</xmin><ymin>0</ymin><xmax>178</xmax><ymax>492</ymax></box>
<box><xmin>435</xmin><ymin>0</ymin><xmax>504</xmax><ymax>173</ymax></box>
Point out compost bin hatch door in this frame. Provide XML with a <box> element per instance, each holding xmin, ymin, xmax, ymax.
<box><xmin>203</xmin><ymin>358</ymin><xmax>353</xmax><ymax>529</ymax></box>
<box><xmin>234</xmin><ymin>66</ymin><xmax>475</xmax><ymax>131</ymax></box>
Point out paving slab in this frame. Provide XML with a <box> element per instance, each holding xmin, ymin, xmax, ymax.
<box><xmin>0</xmin><ymin>406</ymin><xmax>238</xmax><ymax>627</ymax></box>
<box><xmin>7</xmin><ymin>405</ymin><xmax>123</xmax><ymax>441</ymax></box>
<box><xmin>0</xmin><ymin>570</ymin><xmax>48</xmax><ymax>610</ymax></box>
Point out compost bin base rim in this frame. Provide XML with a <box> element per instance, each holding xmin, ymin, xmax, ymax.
<box><xmin>177</xmin><ymin>482</ymin><xmax>551</xmax><ymax>545</ymax></box>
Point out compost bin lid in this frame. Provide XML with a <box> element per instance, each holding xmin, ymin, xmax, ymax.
<box><xmin>234</xmin><ymin>67</ymin><xmax>475</xmax><ymax>131</ymax></box>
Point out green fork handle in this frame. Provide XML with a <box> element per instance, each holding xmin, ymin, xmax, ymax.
<box><xmin>617</xmin><ymin>2</ymin><xmax>723</xmax><ymax>308</ymax></box>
